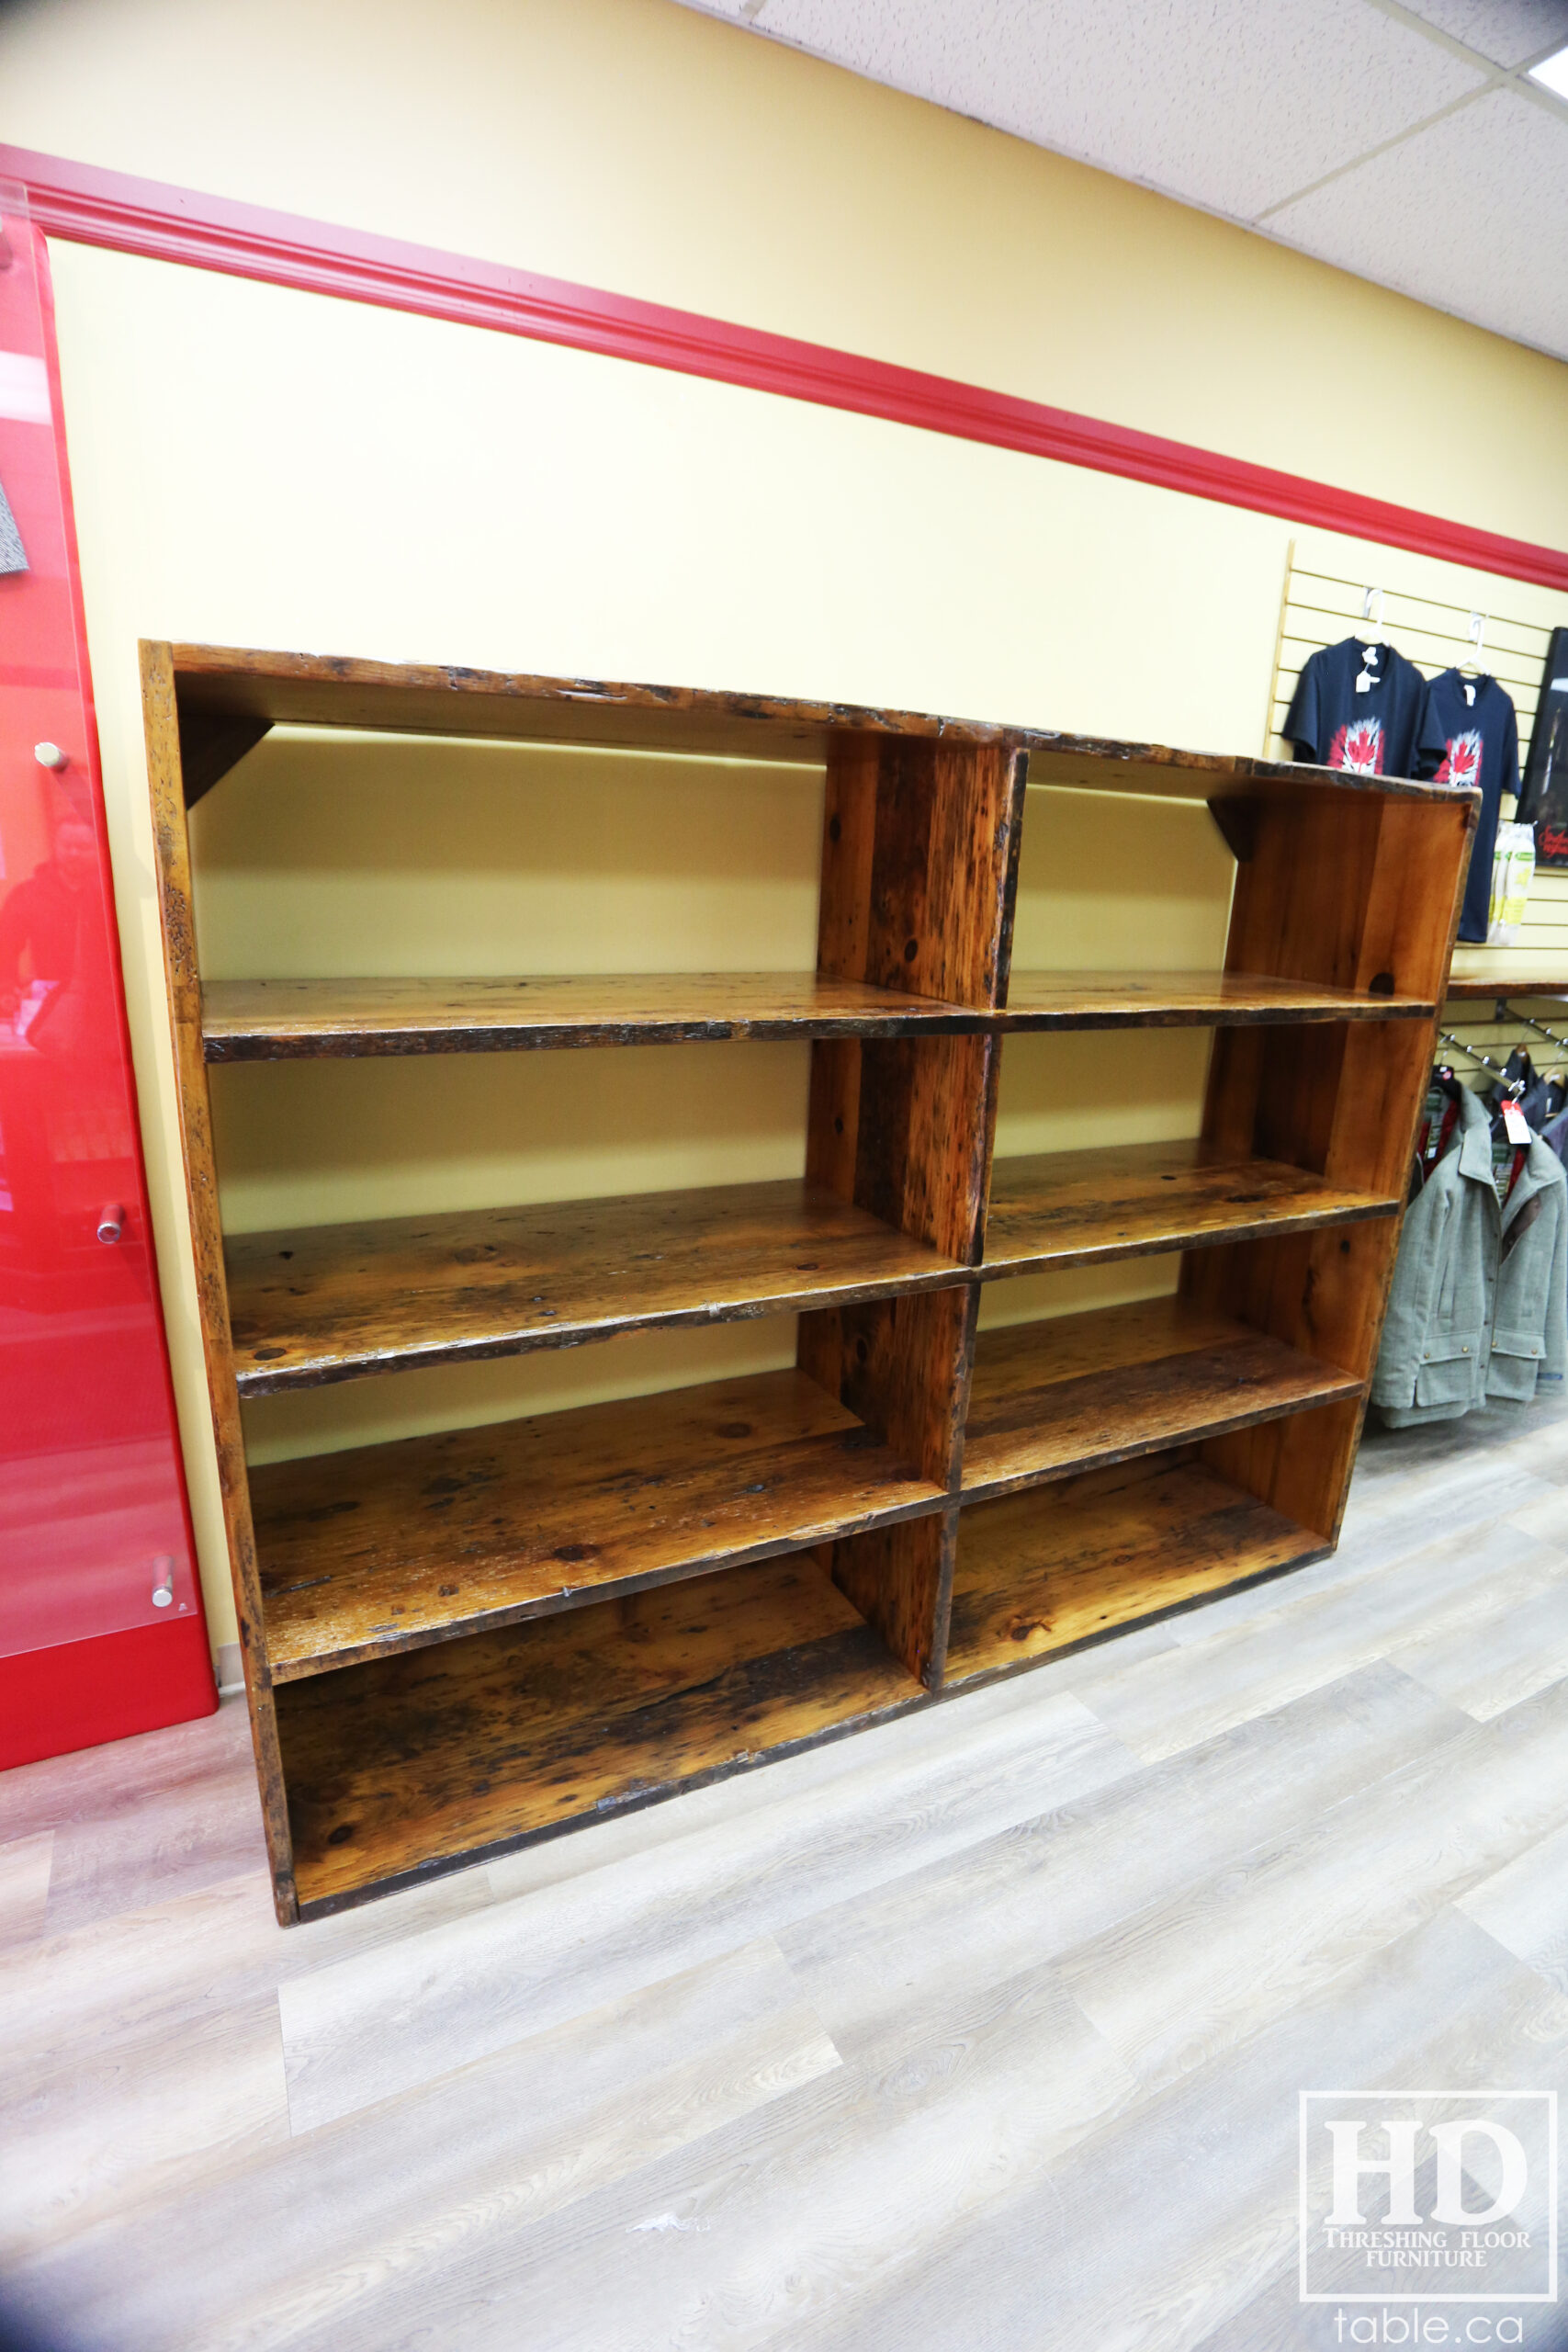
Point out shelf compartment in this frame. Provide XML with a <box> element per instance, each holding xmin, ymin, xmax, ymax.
<box><xmin>946</xmin><ymin>1454</ymin><xmax>1325</xmax><ymax>1688</ymax></box>
<box><xmin>963</xmin><ymin>1296</ymin><xmax>1362</xmax><ymax>1500</ymax></box>
<box><xmin>202</xmin><ymin>973</ymin><xmax>986</xmax><ymax>1059</ymax></box>
<box><xmin>999</xmin><ymin>970</ymin><xmax>1432</xmax><ymax>1028</ymax></box>
<box><xmin>276</xmin><ymin>1548</ymin><xmax>928</xmax><ymax>1911</ymax></box>
<box><xmin>226</xmin><ymin>1176</ymin><xmax>969</xmax><ymax>1395</ymax></box>
<box><xmin>254</xmin><ymin>1366</ymin><xmax>947</xmax><ymax>1680</ymax></box>
<box><xmin>982</xmin><ymin>1139</ymin><xmax>1397</xmax><ymax>1279</ymax></box>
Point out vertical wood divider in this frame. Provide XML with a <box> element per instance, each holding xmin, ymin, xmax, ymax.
<box><xmin>800</xmin><ymin>736</ymin><xmax>1028</xmax><ymax>1686</ymax></box>
<box><xmin>1189</xmin><ymin>786</ymin><xmax>1476</xmax><ymax>1544</ymax></box>
<box><xmin>141</xmin><ymin>641</ymin><xmax>299</xmax><ymax>1925</ymax></box>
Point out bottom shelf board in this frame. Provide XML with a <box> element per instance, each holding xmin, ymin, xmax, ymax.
<box><xmin>945</xmin><ymin>1456</ymin><xmax>1325</xmax><ymax>1688</ymax></box>
<box><xmin>277</xmin><ymin>1550</ymin><xmax>926</xmax><ymax>1912</ymax></box>
<box><xmin>962</xmin><ymin>1295</ymin><xmax>1362</xmax><ymax>1498</ymax></box>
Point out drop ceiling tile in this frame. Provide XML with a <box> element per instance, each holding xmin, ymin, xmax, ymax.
<box><xmin>750</xmin><ymin>0</ymin><xmax>1486</xmax><ymax>219</ymax></box>
<box><xmin>1267</xmin><ymin>87</ymin><xmax>1568</xmax><ymax>357</ymax></box>
<box><xmin>1400</xmin><ymin>0</ymin><xmax>1568</xmax><ymax>68</ymax></box>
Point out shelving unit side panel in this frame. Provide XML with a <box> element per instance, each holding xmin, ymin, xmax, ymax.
<box><xmin>1201</xmin><ymin>1394</ymin><xmax>1368</xmax><ymax>1550</ymax></box>
<box><xmin>804</xmin><ymin>736</ymin><xmax>1023</xmax><ymax>1688</ymax></box>
<box><xmin>142</xmin><ymin>642</ymin><xmax>298</xmax><ymax>1925</ymax></box>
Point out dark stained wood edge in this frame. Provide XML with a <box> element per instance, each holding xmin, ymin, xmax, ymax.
<box><xmin>165</xmin><ymin>643</ymin><xmax>1477</xmax><ymax>807</ymax></box>
<box><xmin>979</xmin><ymin>1189</ymin><xmax>1399</xmax><ymax>1281</ymax></box>
<box><xmin>940</xmin><ymin>1536</ymin><xmax>1331</xmax><ymax>1700</ymax></box>
<box><xmin>140</xmin><ymin>640</ymin><xmax>299</xmax><ymax>1926</ymax></box>
<box><xmin>1443</xmin><ymin>977</ymin><xmax>1568</xmax><ymax>1001</ymax></box>
<box><xmin>996</xmin><ymin>993</ymin><xmax>1434</xmax><ymax>1033</ymax></box>
<box><xmin>267</xmin><ymin>1479</ymin><xmax>953</xmax><ymax>1683</ymax></box>
<box><xmin>203</xmin><ymin>996</ymin><xmax>992</xmax><ymax>1060</ymax></box>
<box><xmin>960</xmin><ymin>1365</ymin><xmax>1366</xmax><ymax>1504</ymax></box>
<box><xmin>231</xmin><ymin>1250</ymin><xmax>976</xmax><ymax>1397</ymax></box>
<box><xmin>291</xmin><ymin>1679</ymin><xmax>933</xmax><ymax>1920</ymax></box>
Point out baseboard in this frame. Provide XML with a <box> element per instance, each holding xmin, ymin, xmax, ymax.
<box><xmin>0</xmin><ymin>1616</ymin><xmax>219</xmax><ymax>1770</ymax></box>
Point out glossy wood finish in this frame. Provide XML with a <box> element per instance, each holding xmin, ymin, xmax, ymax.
<box><xmin>1182</xmin><ymin>787</ymin><xmax>1475</xmax><ymax>1553</ymax></box>
<box><xmin>167</xmin><ymin>642</ymin><xmax>1470</xmax><ymax>802</ymax></box>
<box><xmin>800</xmin><ymin>734</ymin><xmax>1027</xmax><ymax>1686</ymax></box>
<box><xmin>998</xmin><ymin>969</ymin><xmax>1433</xmax><ymax>1027</ymax></box>
<box><xmin>141</xmin><ymin>643</ymin><xmax>298</xmax><ymax>1925</ymax></box>
<box><xmin>963</xmin><ymin>1296</ymin><xmax>1363</xmax><ymax>1501</ymax></box>
<box><xmin>1445</xmin><ymin>977</ymin><xmax>1568</xmax><ymax>1001</ymax></box>
<box><xmin>143</xmin><ymin>641</ymin><xmax>1477</xmax><ymax>1919</ymax></box>
<box><xmin>201</xmin><ymin>973</ymin><xmax>986</xmax><ymax>1058</ymax></box>
<box><xmin>225</xmin><ymin>1179</ymin><xmax>965</xmax><ymax>1396</ymax></box>
<box><xmin>254</xmin><ymin>1368</ymin><xmax>946</xmax><ymax>1681</ymax></box>
<box><xmin>982</xmin><ymin>1138</ymin><xmax>1398</xmax><ymax>1279</ymax></box>
<box><xmin>946</xmin><ymin>1453</ymin><xmax>1325</xmax><ymax>1688</ymax></box>
<box><xmin>277</xmin><ymin>1553</ymin><xmax>928</xmax><ymax>1911</ymax></box>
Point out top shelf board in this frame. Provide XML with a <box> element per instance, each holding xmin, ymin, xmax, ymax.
<box><xmin>164</xmin><ymin>644</ymin><xmax>1477</xmax><ymax>808</ymax></box>
<box><xmin>201</xmin><ymin>968</ymin><xmax>1436</xmax><ymax>1058</ymax></box>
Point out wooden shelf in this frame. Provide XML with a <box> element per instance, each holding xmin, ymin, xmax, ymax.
<box><xmin>202</xmin><ymin>969</ymin><xmax>1432</xmax><ymax>1059</ymax></box>
<box><xmin>998</xmin><ymin>970</ymin><xmax>1432</xmax><ymax>1028</ymax></box>
<box><xmin>226</xmin><ymin>1177</ymin><xmax>967</xmax><ymax>1395</ymax></box>
<box><xmin>254</xmin><ymin>1366</ymin><xmax>946</xmax><ymax>1681</ymax></box>
<box><xmin>276</xmin><ymin>1550</ymin><xmax>928</xmax><ymax>1912</ymax></box>
<box><xmin>146</xmin><ymin>640</ymin><xmax>1473</xmax><ymax>1923</ymax></box>
<box><xmin>201</xmin><ymin>973</ymin><xmax>986</xmax><ymax>1059</ymax></box>
<box><xmin>963</xmin><ymin>1296</ymin><xmax>1362</xmax><ymax>1500</ymax></box>
<box><xmin>168</xmin><ymin>641</ymin><xmax>1472</xmax><ymax>807</ymax></box>
<box><xmin>1444</xmin><ymin>976</ymin><xmax>1568</xmax><ymax>1001</ymax></box>
<box><xmin>982</xmin><ymin>1139</ymin><xmax>1398</xmax><ymax>1279</ymax></box>
<box><xmin>946</xmin><ymin>1455</ymin><xmax>1326</xmax><ymax>1687</ymax></box>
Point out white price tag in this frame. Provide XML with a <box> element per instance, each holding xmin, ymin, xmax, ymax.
<box><xmin>1504</xmin><ymin>1100</ymin><xmax>1531</xmax><ymax>1145</ymax></box>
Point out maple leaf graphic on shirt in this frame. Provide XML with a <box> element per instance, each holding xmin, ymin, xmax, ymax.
<box><xmin>1327</xmin><ymin>717</ymin><xmax>1384</xmax><ymax>775</ymax></box>
<box><xmin>1437</xmin><ymin>729</ymin><xmax>1483</xmax><ymax>789</ymax></box>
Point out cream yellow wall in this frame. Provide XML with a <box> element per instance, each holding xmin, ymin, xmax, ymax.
<box><xmin>14</xmin><ymin>0</ymin><xmax>1566</xmax><ymax>1657</ymax></box>
<box><xmin>5</xmin><ymin>0</ymin><xmax>1567</xmax><ymax>545</ymax></box>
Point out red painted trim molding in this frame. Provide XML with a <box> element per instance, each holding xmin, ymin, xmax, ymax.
<box><xmin>0</xmin><ymin>1618</ymin><xmax>217</xmax><ymax>1772</ymax></box>
<box><xmin>6</xmin><ymin>139</ymin><xmax>1567</xmax><ymax>595</ymax></box>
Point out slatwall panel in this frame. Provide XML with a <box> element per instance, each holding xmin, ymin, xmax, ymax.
<box><xmin>1267</xmin><ymin>550</ymin><xmax>1553</xmax><ymax>773</ymax></box>
<box><xmin>1267</xmin><ymin>536</ymin><xmax>1568</xmax><ymax>999</ymax></box>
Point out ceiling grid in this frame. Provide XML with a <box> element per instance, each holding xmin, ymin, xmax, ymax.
<box><xmin>677</xmin><ymin>0</ymin><xmax>1568</xmax><ymax>361</ymax></box>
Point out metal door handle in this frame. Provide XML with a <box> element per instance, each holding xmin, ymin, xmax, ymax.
<box><xmin>152</xmin><ymin>1556</ymin><xmax>174</xmax><ymax>1609</ymax></box>
<box><xmin>97</xmin><ymin>1204</ymin><xmax>124</xmax><ymax>1243</ymax></box>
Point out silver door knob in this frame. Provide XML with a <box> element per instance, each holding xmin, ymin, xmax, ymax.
<box><xmin>152</xmin><ymin>1556</ymin><xmax>175</xmax><ymax>1609</ymax></box>
<box><xmin>34</xmin><ymin>742</ymin><xmax>68</xmax><ymax>770</ymax></box>
<box><xmin>97</xmin><ymin>1204</ymin><xmax>124</xmax><ymax>1243</ymax></box>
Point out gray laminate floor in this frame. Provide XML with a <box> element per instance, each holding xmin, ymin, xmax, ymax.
<box><xmin>8</xmin><ymin>1402</ymin><xmax>1568</xmax><ymax>2351</ymax></box>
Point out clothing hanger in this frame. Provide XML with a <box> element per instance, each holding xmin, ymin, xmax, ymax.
<box><xmin>1358</xmin><ymin>587</ymin><xmax>1386</xmax><ymax>687</ymax></box>
<box><xmin>1458</xmin><ymin>611</ymin><xmax>1487</xmax><ymax>676</ymax></box>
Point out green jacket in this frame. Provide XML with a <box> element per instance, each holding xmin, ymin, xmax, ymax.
<box><xmin>1372</xmin><ymin>1082</ymin><xmax>1567</xmax><ymax>1428</ymax></box>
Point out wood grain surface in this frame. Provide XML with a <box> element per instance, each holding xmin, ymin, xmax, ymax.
<box><xmin>226</xmin><ymin>1178</ymin><xmax>968</xmax><ymax>1394</ymax></box>
<box><xmin>201</xmin><ymin>973</ymin><xmax>987</xmax><ymax>1059</ymax></box>
<box><xmin>946</xmin><ymin>1455</ymin><xmax>1323</xmax><ymax>1686</ymax></box>
<box><xmin>999</xmin><ymin>969</ymin><xmax>1432</xmax><ymax>1026</ymax></box>
<box><xmin>254</xmin><ymin>1367</ymin><xmax>947</xmax><ymax>1679</ymax></box>
<box><xmin>276</xmin><ymin>1554</ymin><xmax>928</xmax><ymax>1910</ymax></box>
<box><xmin>166</xmin><ymin>641</ymin><xmax>1471</xmax><ymax>804</ymax></box>
<box><xmin>963</xmin><ymin>1296</ymin><xmax>1363</xmax><ymax>1500</ymax></box>
<box><xmin>982</xmin><ymin>1138</ymin><xmax>1397</xmax><ymax>1277</ymax></box>
<box><xmin>202</xmin><ymin>969</ymin><xmax>1438</xmax><ymax>1058</ymax></box>
<box><xmin>140</xmin><ymin>640</ymin><xmax>299</xmax><ymax>1925</ymax></box>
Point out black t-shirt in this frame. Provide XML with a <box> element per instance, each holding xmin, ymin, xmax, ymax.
<box><xmin>1283</xmin><ymin>637</ymin><xmax>1443</xmax><ymax>778</ymax></box>
<box><xmin>1423</xmin><ymin>669</ymin><xmax>1519</xmax><ymax>944</ymax></box>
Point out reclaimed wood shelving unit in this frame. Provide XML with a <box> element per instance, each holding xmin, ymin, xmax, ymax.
<box><xmin>142</xmin><ymin>642</ymin><xmax>1476</xmax><ymax>1923</ymax></box>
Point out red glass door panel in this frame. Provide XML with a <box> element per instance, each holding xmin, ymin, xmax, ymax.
<box><xmin>0</xmin><ymin>194</ymin><xmax>210</xmax><ymax>1702</ymax></box>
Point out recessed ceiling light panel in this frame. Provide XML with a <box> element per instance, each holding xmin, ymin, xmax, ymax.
<box><xmin>1528</xmin><ymin>42</ymin><xmax>1568</xmax><ymax>100</ymax></box>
